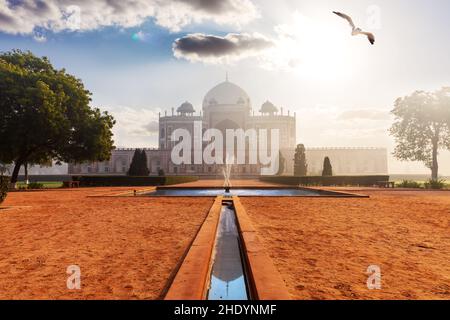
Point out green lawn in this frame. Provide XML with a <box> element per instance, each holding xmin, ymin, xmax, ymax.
<box><xmin>17</xmin><ymin>181</ymin><xmax>63</xmax><ymax>189</ymax></box>
<box><xmin>395</xmin><ymin>180</ymin><xmax>450</xmax><ymax>184</ymax></box>
<box><xmin>394</xmin><ymin>180</ymin><xmax>449</xmax><ymax>189</ymax></box>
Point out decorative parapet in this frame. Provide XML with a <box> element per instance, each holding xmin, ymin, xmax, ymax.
<box><xmin>114</xmin><ymin>147</ymin><xmax>160</xmax><ymax>151</ymax></box>
<box><xmin>306</xmin><ymin>147</ymin><xmax>387</xmax><ymax>151</ymax></box>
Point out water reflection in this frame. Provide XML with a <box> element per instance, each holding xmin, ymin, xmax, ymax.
<box><xmin>148</xmin><ymin>188</ymin><xmax>321</xmax><ymax>197</ymax></box>
<box><xmin>207</xmin><ymin>204</ymin><xmax>248</xmax><ymax>300</ymax></box>
<box><xmin>208</xmin><ymin>275</ymin><xmax>247</xmax><ymax>300</ymax></box>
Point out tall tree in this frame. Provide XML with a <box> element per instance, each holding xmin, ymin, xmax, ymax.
<box><xmin>128</xmin><ymin>149</ymin><xmax>149</xmax><ymax>176</ymax></box>
<box><xmin>139</xmin><ymin>149</ymin><xmax>150</xmax><ymax>176</ymax></box>
<box><xmin>127</xmin><ymin>149</ymin><xmax>141</xmax><ymax>176</ymax></box>
<box><xmin>322</xmin><ymin>156</ymin><xmax>333</xmax><ymax>176</ymax></box>
<box><xmin>0</xmin><ymin>50</ymin><xmax>115</xmax><ymax>185</ymax></box>
<box><xmin>390</xmin><ymin>87</ymin><xmax>450</xmax><ymax>180</ymax></box>
<box><xmin>293</xmin><ymin>144</ymin><xmax>308</xmax><ymax>176</ymax></box>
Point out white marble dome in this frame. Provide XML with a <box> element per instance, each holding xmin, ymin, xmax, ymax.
<box><xmin>202</xmin><ymin>81</ymin><xmax>250</xmax><ymax>109</ymax></box>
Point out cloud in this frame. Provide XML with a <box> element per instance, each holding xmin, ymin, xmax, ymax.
<box><xmin>0</xmin><ymin>0</ymin><xmax>259</xmax><ymax>35</ymax></box>
<box><xmin>337</xmin><ymin>109</ymin><xmax>391</xmax><ymax>121</ymax></box>
<box><xmin>33</xmin><ymin>32</ymin><xmax>47</xmax><ymax>43</ymax></box>
<box><xmin>111</xmin><ymin>106</ymin><xmax>159</xmax><ymax>131</ymax></box>
<box><xmin>142</xmin><ymin>120</ymin><xmax>159</xmax><ymax>134</ymax></box>
<box><xmin>169</xmin><ymin>10</ymin><xmax>347</xmax><ymax>72</ymax></box>
<box><xmin>173</xmin><ymin>32</ymin><xmax>274</xmax><ymax>64</ymax></box>
<box><xmin>178</xmin><ymin>0</ymin><xmax>243</xmax><ymax>14</ymax></box>
<box><xmin>0</xmin><ymin>0</ymin><xmax>61</xmax><ymax>34</ymax></box>
<box><xmin>156</xmin><ymin>0</ymin><xmax>259</xmax><ymax>31</ymax></box>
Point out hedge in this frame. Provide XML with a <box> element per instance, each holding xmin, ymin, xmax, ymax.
<box><xmin>260</xmin><ymin>175</ymin><xmax>390</xmax><ymax>187</ymax></box>
<box><xmin>0</xmin><ymin>176</ymin><xmax>10</xmax><ymax>204</ymax></box>
<box><xmin>71</xmin><ymin>175</ymin><xmax>198</xmax><ymax>187</ymax></box>
<box><xmin>17</xmin><ymin>175</ymin><xmax>71</xmax><ymax>182</ymax></box>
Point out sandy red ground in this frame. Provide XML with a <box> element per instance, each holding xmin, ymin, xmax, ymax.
<box><xmin>1</xmin><ymin>182</ymin><xmax>449</xmax><ymax>300</ymax></box>
<box><xmin>0</xmin><ymin>187</ymin><xmax>213</xmax><ymax>299</ymax></box>
<box><xmin>240</xmin><ymin>189</ymin><xmax>450</xmax><ymax>300</ymax></box>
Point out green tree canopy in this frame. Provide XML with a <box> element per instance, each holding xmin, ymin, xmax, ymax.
<box><xmin>293</xmin><ymin>144</ymin><xmax>307</xmax><ymax>176</ymax></box>
<box><xmin>390</xmin><ymin>87</ymin><xmax>450</xmax><ymax>180</ymax></box>
<box><xmin>322</xmin><ymin>156</ymin><xmax>333</xmax><ymax>176</ymax></box>
<box><xmin>0</xmin><ymin>50</ymin><xmax>115</xmax><ymax>184</ymax></box>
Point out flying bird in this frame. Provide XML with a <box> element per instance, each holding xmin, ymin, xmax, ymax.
<box><xmin>333</xmin><ymin>11</ymin><xmax>375</xmax><ymax>45</ymax></box>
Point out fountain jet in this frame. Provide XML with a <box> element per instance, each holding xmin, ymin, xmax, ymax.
<box><xmin>222</xmin><ymin>155</ymin><xmax>233</xmax><ymax>194</ymax></box>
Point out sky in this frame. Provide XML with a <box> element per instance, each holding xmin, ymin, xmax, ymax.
<box><xmin>1</xmin><ymin>0</ymin><xmax>449</xmax><ymax>174</ymax></box>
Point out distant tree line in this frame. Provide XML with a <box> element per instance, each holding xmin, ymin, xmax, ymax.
<box><xmin>293</xmin><ymin>144</ymin><xmax>333</xmax><ymax>177</ymax></box>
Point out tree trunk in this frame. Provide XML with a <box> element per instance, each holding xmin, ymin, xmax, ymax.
<box><xmin>10</xmin><ymin>160</ymin><xmax>23</xmax><ymax>185</ymax></box>
<box><xmin>24</xmin><ymin>162</ymin><xmax>29</xmax><ymax>185</ymax></box>
<box><xmin>431</xmin><ymin>139</ymin><xmax>439</xmax><ymax>181</ymax></box>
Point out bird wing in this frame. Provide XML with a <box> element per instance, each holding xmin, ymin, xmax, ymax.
<box><xmin>361</xmin><ymin>31</ymin><xmax>375</xmax><ymax>45</ymax></box>
<box><xmin>333</xmin><ymin>11</ymin><xmax>355</xmax><ymax>29</ymax></box>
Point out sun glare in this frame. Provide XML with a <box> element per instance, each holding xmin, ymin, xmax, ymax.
<box><xmin>268</xmin><ymin>12</ymin><xmax>354</xmax><ymax>81</ymax></box>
